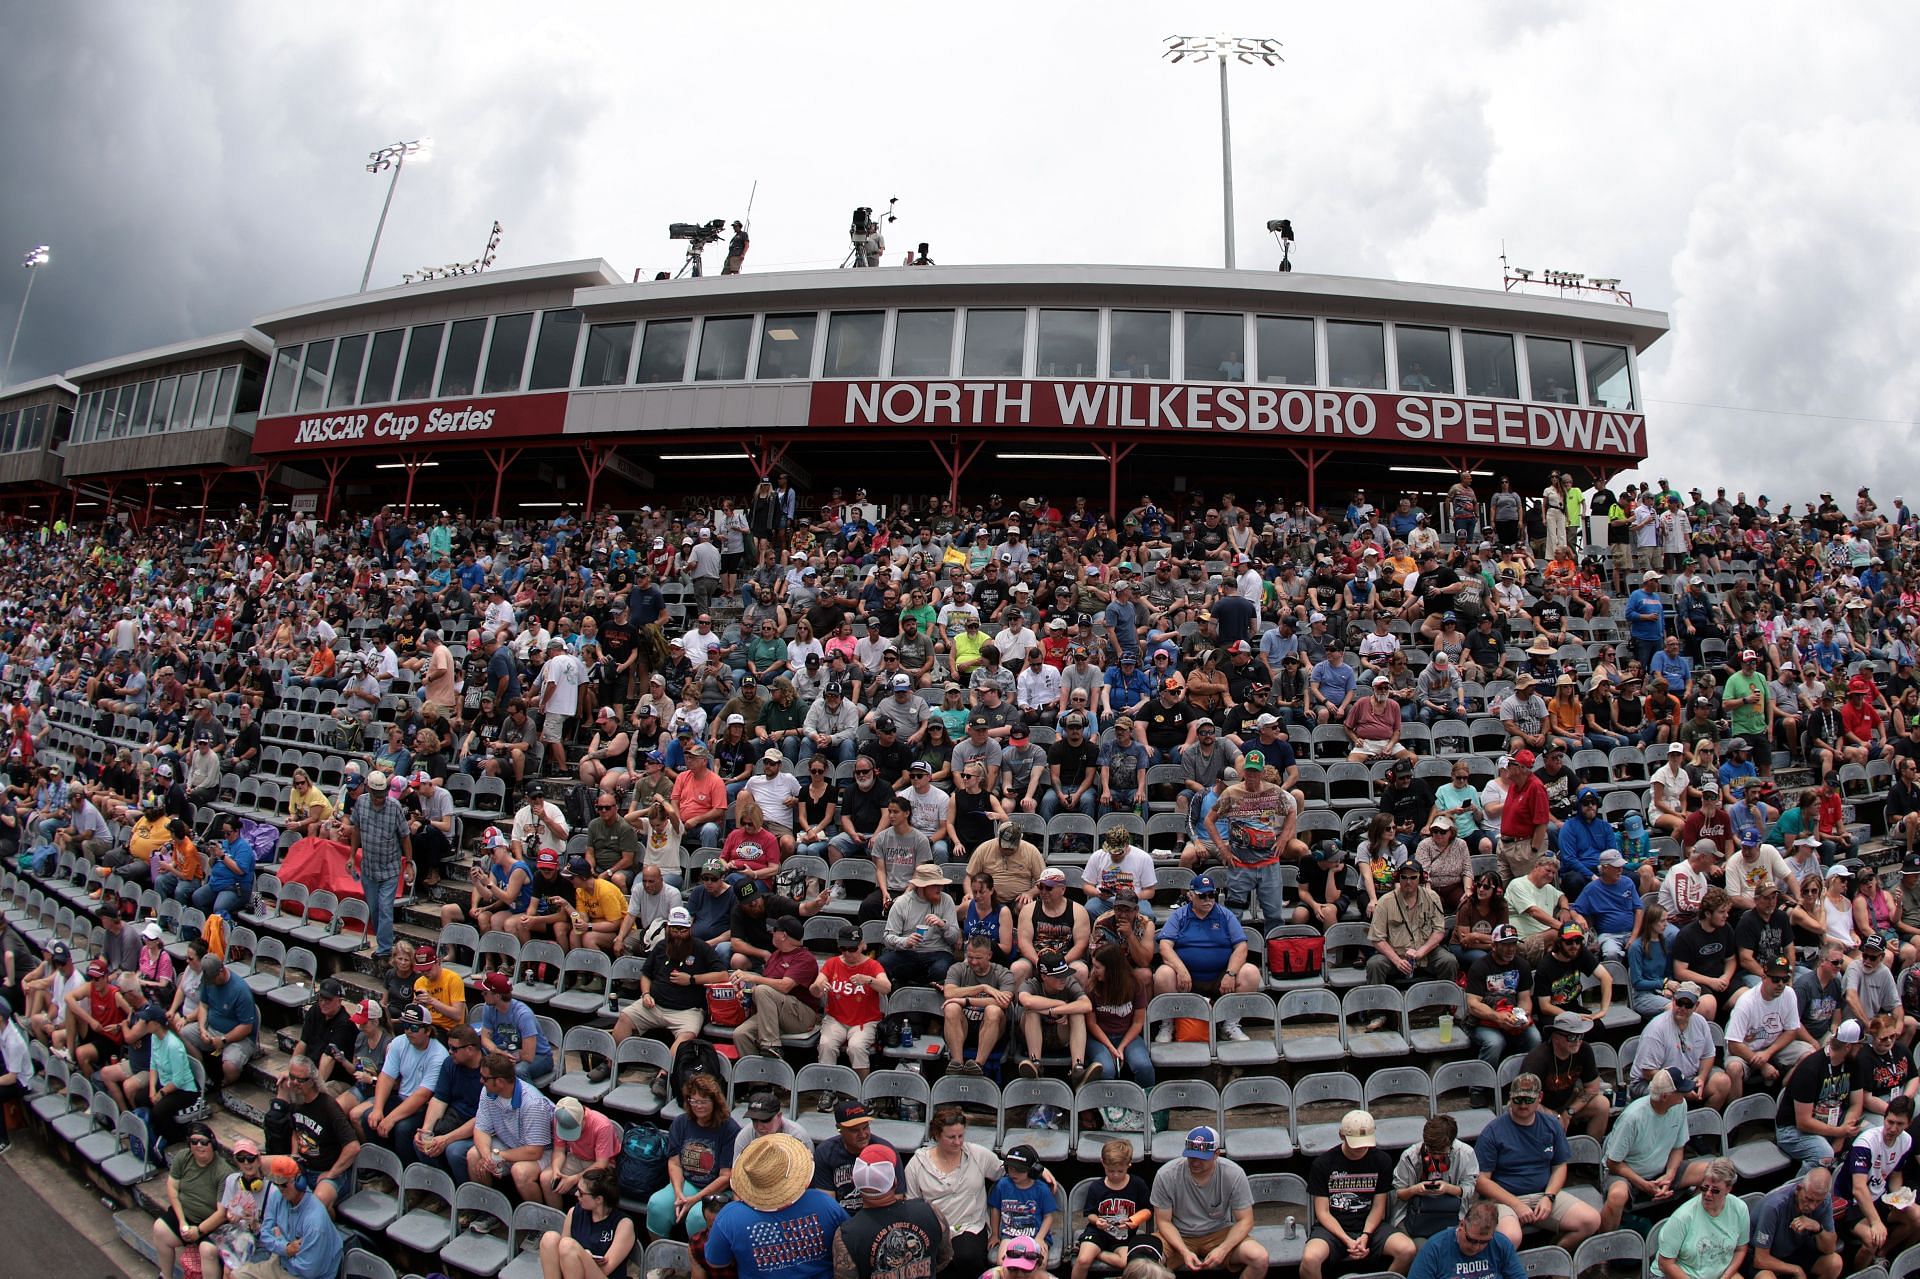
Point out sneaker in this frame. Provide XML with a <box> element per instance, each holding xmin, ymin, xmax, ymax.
<box><xmin>470</xmin><ymin>1215</ymin><xmax>499</xmax><ymax>1236</ymax></box>
<box><xmin>1075</xmin><ymin>1059</ymin><xmax>1103</xmax><ymax>1087</ymax></box>
<box><xmin>1017</xmin><ymin>1057</ymin><xmax>1040</xmax><ymax>1079</ymax></box>
<box><xmin>651</xmin><ymin>1073</ymin><xmax>670</xmax><ymax>1101</ymax></box>
<box><xmin>1221</xmin><ymin>1021</ymin><xmax>1249</xmax><ymax>1042</ymax></box>
<box><xmin>1361</xmin><ymin>1016</ymin><xmax>1389</xmax><ymax>1033</ymax></box>
<box><xmin>587</xmin><ymin>1061</ymin><xmax>613</xmax><ymax>1084</ymax></box>
<box><xmin>1153</xmin><ymin>1024</ymin><xmax>1173</xmax><ymax>1044</ymax></box>
<box><xmin>955</xmin><ymin>1058</ymin><xmax>982</xmax><ymax>1076</ymax></box>
<box><xmin>830</xmin><ymin>883</ymin><xmax>847</xmax><ymax>901</ymax></box>
<box><xmin>0</xmin><ymin>1138</ymin><xmax>12</xmax><ymax>1155</ymax></box>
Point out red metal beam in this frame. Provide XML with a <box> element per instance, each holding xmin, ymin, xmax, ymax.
<box><xmin>575</xmin><ymin>444</ymin><xmax>613</xmax><ymax>520</ymax></box>
<box><xmin>750</xmin><ymin>439</ymin><xmax>789</xmax><ymax>481</ymax></box>
<box><xmin>485</xmin><ymin>446</ymin><xmax>524</xmax><ymax>520</ymax></box>
<box><xmin>1285</xmin><ymin>446</ymin><xmax>1330</xmax><ymax>512</ymax></box>
<box><xmin>319</xmin><ymin>456</ymin><xmax>350</xmax><ymax>523</ymax></box>
<box><xmin>1092</xmin><ymin>442</ymin><xmax>1138</xmax><ymax>522</ymax></box>
<box><xmin>928</xmin><ymin>437</ymin><xmax>985</xmax><ymax>511</ymax></box>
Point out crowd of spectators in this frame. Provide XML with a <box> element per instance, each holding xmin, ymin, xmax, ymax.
<box><xmin>3</xmin><ymin>473</ymin><xmax>1920</xmax><ymax>1278</ymax></box>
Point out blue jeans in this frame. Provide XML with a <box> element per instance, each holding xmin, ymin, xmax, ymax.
<box><xmin>364</xmin><ymin>874</ymin><xmax>399</xmax><ymax>956</ymax></box>
<box><xmin>515</xmin><ymin>1051</ymin><xmax>554</xmax><ymax>1082</ymax></box>
<box><xmin>796</xmin><ymin>738</ymin><xmax>855</xmax><ymax>766</ymax></box>
<box><xmin>443</xmin><ymin>1137</ymin><xmax>475</xmax><ymax>1183</ymax></box>
<box><xmin>1473</xmin><ymin>1023</ymin><xmax>1540</xmax><ymax>1066</ymax></box>
<box><xmin>191</xmin><ymin>884</ymin><xmax>247</xmax><ymax>920</ymax></box>
<box><xmin>1774</xmin><ymin>1123</ymin><xmax>1837</xmax><ymax>1174</ymax></box>
<box><xmin>692</xmin><ymin>820</ymin><xmax>723</xmax><ymax>849</ymax></box>
<box><xmin>1042</xmin><ymin>789</ymin><xmax>1097</xmax><ymax>819</ymax></box>
<box><xmin>796</xmin><ymin>838</ymin><xmax>833</xmax><ymax>860</ymax></box>
<box><xmin>1088</xmin><ymin>1036</ymin><xmax>1156</xmax><ymax>1089</ymax></box>
<box><xmin>156</xmin><ymin>873</ymin><xmax>202</xmax><ymax>904</ymax></box>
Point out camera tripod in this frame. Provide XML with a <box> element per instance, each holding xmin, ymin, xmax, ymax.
<box><xmin>677</xmin><ymin>234</ymin><xmax>721</xmax><ymax>278</ymax></box>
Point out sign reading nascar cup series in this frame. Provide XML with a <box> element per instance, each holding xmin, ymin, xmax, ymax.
<box><xmin>252</xmin><ymin>391</ymin><xmax>570</xmax><ymax>453</ymax></box>
<box><xmin>808</xmin><ymin>379</ymin><xmax>1647</xmax><ymax>459</ymax></box>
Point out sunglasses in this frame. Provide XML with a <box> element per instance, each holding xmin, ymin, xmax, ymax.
<box><xmin>235</xmin><ymin>1152</ymin><xmax>258</xmax><ymax>1163</ymax></box>
<box><xmin>188</xmin><ymin>1137</ymin><xmax>214</xmax><ymax>1148</ymax></box>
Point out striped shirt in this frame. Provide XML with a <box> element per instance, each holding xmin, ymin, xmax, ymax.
<box><xmin>352</xmin><ymin>795</ymin><xmax>409</xmax><ymax>880</ymax></box>
<box><xmin>476</xmin><ymin>1079</ymin><xmax>555</xmax><ymax>1152</ymax></box>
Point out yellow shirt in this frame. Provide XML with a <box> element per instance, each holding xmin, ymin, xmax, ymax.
<box><xmin>413</xmin><ymin>967</ymin><xmax>468</xmax><ymax>1030</ymax></box>
<box><xmin>129</xmin><ymin>816</ymin><xmax>170</xmax><ymax>864</ymax></box>
<box><xmin>574</xmin><ymin>877</ymin><xmax>627</xmax><ymax>924</ymax></box>
<box><xmin>289</xmin><ymin>784</ymin><xmax>334</xmax><ymax>823</ymax></box>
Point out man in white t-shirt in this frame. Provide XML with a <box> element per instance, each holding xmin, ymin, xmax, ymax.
<box><xmin>1082</xmin><ymin>826</ymin><xmax>1159</xmax><ymax>920</ymax></box>
<box><xmin>535</xmin><ymin>638</ymin><xmax>586</xmax><ymax>773</ymax></box>
<box><xmin>1725</xmin><ymin>959</ymin><xmax>1818</xmax><ymax>1091</ymax></box>
<box><xmin>509</xmin><ymin>784</ymin><xmax>571</xmax><ymax>861</ymax></box>
<box><xmin>742</xmin><ymin>749</ymin><xmax>802</xmax><ymax>854</ymax></box>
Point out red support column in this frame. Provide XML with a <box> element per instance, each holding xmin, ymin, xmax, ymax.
<box><xmin>928</xmin><ymin>437</ymin><xmax>984</xmax><ymax>512</ymax></box>
<box><xmin>1092</xmin><ymin>442</ymin><xmax>1137</xmax><ymax>523</ymax></box>
<box><xmin>1285</xmin><ymin>447</ymin><xmax>1330</xmax><ymax>513</ymax></box>
<box><xmin>485</xmin><ymin>446</ymin><xmax>524</xmax><ymax>519</ymax></box>
<box><xmin>320</xmin><ymin>456</ymin><xmax>349</xmax><ymax>522</ymax></box>
<box><xmin>750</xmin><ymin>439</ymin><xmax>789</xmax><ymax>481</ymax></box>
<box><xmin>575</xmin><ymin>444</ymin><xmax>613</xmax><ymax>520</ymax></box>
<box><xmin>197</xmin><ymin>472</ymin><xmax>217</xmax><ymax>536</ymax></box>
<box><xmin>399</xmin><ymin>452</ymin><xmax>432</xmax><ymax>519</ymax></box>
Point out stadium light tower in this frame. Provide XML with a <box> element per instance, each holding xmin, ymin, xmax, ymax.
<box><xmin>2</xmin><ymin>245</ymin><xmax>50</xmax><ymax>390</ymax></box>
<box><xmin>1163</xmin><ymin>35</ymin><xmax>1282</xmax><ymax>270</ymax></box>
<box><xmin>360</xmin><ymin>138</ymin><xmax>432</xmax><ymax>291</ymax></box>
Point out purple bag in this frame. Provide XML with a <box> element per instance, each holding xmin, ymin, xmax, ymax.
<box><xmin>238</xmin><ymin>817</ymin><xmax>282</xmax><ymax>865</ymax></box>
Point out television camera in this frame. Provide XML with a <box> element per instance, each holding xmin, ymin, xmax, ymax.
<box><xmin>846</xmin><ymin>198</ymin><xmax>897</xmax><ymax>268</ymax></box>
<box><xmin>668</xmin><ymin>218</ymin><xmax>728</xmax><ymax>277</ymax></box>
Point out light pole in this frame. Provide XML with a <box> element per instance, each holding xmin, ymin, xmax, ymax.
<box><xmin>1163</xmin><ymin>35</ymin><xmax>1282</xmax><ymax>270</ymax></box>
<box><xmin>360</xmin><ymin>138</ymin><xmax>431</xmax><ymax>291</ymax></box>
<box><xmin>2</xmin><ymin>245</ymin><xmax>50</xmax><ymax>390</ymax></box>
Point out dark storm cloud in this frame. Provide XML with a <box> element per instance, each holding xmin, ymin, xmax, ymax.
<box><xmin>0</xmin><ymin>5</ymin><xmax>603</xmax><ymax>383</ymax></box>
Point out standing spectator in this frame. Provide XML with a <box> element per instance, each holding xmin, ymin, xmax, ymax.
<box><xmin>349</xmin><ymin>769</ymin><xmax>411</xmax><ymax>960</ymax></box>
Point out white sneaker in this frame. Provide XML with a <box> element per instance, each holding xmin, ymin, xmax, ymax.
<box><xmin>830</xmin><ymin>883</ymin><xmax>846</xmax><ymax>900</ymax></box>
<box><xmin>1153</xmin><ymin>1024</ymin><xmax>1174</xmax><ymax>1044</ymax></box>
<box><xmin>1221</xmin><ymin>1021</ymin><xmax>1249</xmax><ymax>1042</ymax></box>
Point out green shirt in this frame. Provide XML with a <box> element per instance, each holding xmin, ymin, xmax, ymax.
<box><xmin>1657</xmin><ymin>1193</ymin><xmax>1748</xmax><ymax>1279</ymax></box>
<box><xmin>1723</xmin><ymin>670</ymin><xmax>1771</xmax><ymax>736</ymax></box>
<box><xmin>759</xmin><ymin>698</ymin><xmax>807</xmax><ymax>736</ymax></box>
<box><xmin>1602</xmin><ymin>1094</ymin><xmax>1687</xmax><ymax>1178</ymax></box>
<box><xmin>746</xmin><ymin>635</ymin><xmax>787</xmax><ymax>673</ymax></box>
<box><xmin>170</xmin><ymin>1148</ymin><xmax>236</xmax><ymax>1224</ymax></box>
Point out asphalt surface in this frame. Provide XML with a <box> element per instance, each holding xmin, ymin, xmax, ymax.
<box><xmin>0</xmin><ymin>1151</ymin><xmax>133</xmax><ymax>1279</ymax></box>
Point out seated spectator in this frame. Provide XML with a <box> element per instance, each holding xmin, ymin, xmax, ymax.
<box><xmin>539</xmin><ymin>1096</ymin><xmax>622</xmax><ymax>1209</ymax></box>
<box><xmin>468</xmin><ymin>1044</ymin><xmax>560</xmax><ymax>1198</ymax></box>
<box><xmin>1651</xmin><ymin>1158</ymin><xmax>1748</xmax><ymax>1279</ymax></box>
<box><xmin>944</xmin><ymin>934</ymin><xmax>1016</xmax><ymax>1075</ymax></box>
<box><xmin>561</xmin><ymin>854</ymin><xmax>627</xmax><ymax>952</ymax></box>
<box><xmin>1367</xmin><ymin>859</ymin><xmax>1458</xmax><ymax>985</ymax></box>
<box><xmin>1405</xmin><ymin>1202</ymin><xmax>1521</xmax><ymax>1279</ymax></box>
<box><xmin>184</xmin><ymin>952</ymin><xmax>260</xmax><ymax>1088</ymax></box>
<box><xmin>1473</xmin><ymin>1072</ymin><xmax>1601</xmax><ymax>1250</ymax></box>
<box><xmin>1015</xmin><ymin>949</ymin><xmax>1098</xmax><ymax>1086</ymax></box>
<box><xmin>1466</xmin><ymin>924</ymin><xmax>1540</xmax><ymax>1066</ymax></box>
<box><xmin>352</xmin><ymin>1003</ymin><xmax>448</xmax><ymax>1152</ymax></box>
<box><xmin>1634</xmin><ymin>979</ymin><xmax>1741</xmax><ymax>1105</ymax></box>
<box><xmin>1598</xmin><ymin>1066</ymin><xmax>1707</xmax><ymax>1230</ymax></box>
<box><xmin>151</xmin><ymin>1121</ymin><xmax>234</xmax><ymax>1279</ymax></box>
<box><xmin>1345</xmin><ymin>674</ymin><xmax>1413</xmax><ymax>764</ymax></box>
<box><xmin>646</xmin><ymin>1070</ymin><xmax>738</xmax><ymax>1239</ymax></box>
<box><xmin>1749</xmin><ymin>1167</ymin><xmax>1841</xmax><ymax>1279</ymax></box>
<box><xmin>1390</xmin><ymin>1114</ymin><xmax>1478</xmax><ymax>1242</ymax></box>
<box><xmin>1571</xmin><ymin>849</ymin><xmax>1641</xmax><ymax>964</ymax></box>
<box><xmin>703</xmin><ymin>1133</ymin><xmax>846</xmax><ymax>1279</ymax></box>
<box><xmin>1301</xmin><ymin>1110</ymin><xmax>1415</xmax><ymax>1279</ymax></box>
<box><xmin>1533</xmin><ymin>922</ymin><xmax>1613</xmax><ymax>1024</ymax></box>
<box><xmin>1774</xmin><ymin>1019</ymin><xmax>1867</xmax><ymax>1174</ymax></box>
<box><xmin>989</xmin><ymin>1145</ymin><xmax>1060</xmax><ymax>1264</ymax></box>
<box><xmin>537</xmin><ymin>1167</ymin><xmax>634</xmax><ymax>1279</ymax></box>
<box><xmin>1505</xmin><ymin>856</ymin><xmax>1569</xmax><ymax>961</ymax></box>
<box><xmin>1856</xmin><ymin>1012</ymin><xmax>1920</xmax><ymax>1116</ymax></box>
<box><xmin>475</xmin><ymin>971</ymin><xmax>554</xmax><ymax>1082</ymax></box>
<box><xmin>1725</xmin><ymin>958</ymin><xmax>1817</xmax><ymax>1091</ymax></box>
<box><xmin>1150</xmin><ymin>1125</ymin><xmax>1268</xmax><ymax>1279</ymax></box>
<box><xmin>1083</xmin><ymin>825</ymin><xmax>1158</xmax><ymax>921</ymax></box>
<box><xmin>268</xmin><ymin>1053</ymin><xmax>361</xmax><ymax>1209</ymax></box>
<box><xmin>1069</xmin><ymin>1139</ymin><xmax>1153</xmax><ymax>1279</ymax></box>
<box><xmin>733</xmin><ymin>915</ymin><xmax>822</xmax><ymax>1059</ymax></box>
<box><xmin>1521</xmin><ymin>1013</ymin><xmax>1611</xmax><ymax>1140</ymax></box>
<box><xmin>440</xmin><ymin>827</ymin><xmax>530</xmax><ymax>933</ymax></box>
<box><xmin>813</xmin><ymin>923</ymin><xmax>891</xmax><ymax>1078</ymax></box>
<box><xmin>1414</xmin><ymin>814</ymin><xmax>1472</xmax><ymax>910</ymax></box>
<box><xmin>1014</xmin><ymin>868</ymin><xmax>1092</xmax><ymax>984</ymax></box>
<box><xmin>1151</xmin><ymin>876</ymin><xmax>1261</xmax><ymax>1042</ymax></box>
<box><xmin>1827</xmin><ymin>1083</ymin><xmax>1920</xmax><ymax>1267</ymax></box>
<box><xmin>411</xmin><ymin>1025</ymin><xmax>484</xmax><ymax>1179</ymax></box>
<box><xmin>881</xmin><ymin>862</ymin><xmax>962</xmax><ymax>987</ymax></box>
<box><xmin>815</xmin><ymin>1100</ymin><xmax>898</xmax><ymax>1213</ymax></box>
<box><xmin>243</xmin><ymin>1154</ymin><xmax>345</xmax><ymax>1279</ymax></box>
<box><xmin>1730</xmin><ymin>880</ymin><xmax>1793</xmax><ymax>992</ymax></box>
<box><xmin>1845</xmin><ymin>934</ymin><xmax>1914</xmax><ymax>1048</ymax></box>
<box><xmin>611</xmin><ymin>905</ymin><xmax>725</xmax><ymax>1054</ymax></box>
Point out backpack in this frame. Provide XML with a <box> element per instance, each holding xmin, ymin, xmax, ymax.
<box><xmin>618</xmin><ymin>1123</ymin><xmax>669</xmax><ymax>1198</ymax></box>
<box><xmin>668</xmin><ymin>1037</ymin><xmax>731</xmax><ymax>1103</ymax></box>
<box><xmin>1266</xmin><ymin>935</ymin><xmax>1325</xmax><ymax>977</ymax></box>
<box><xmin>559</xmin><ymin>782</ymin><xmax>596</xmax><ymax>832</ymax></box>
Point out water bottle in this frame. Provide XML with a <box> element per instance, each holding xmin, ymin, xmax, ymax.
<box><xmin>1284</xmin><ymin>1216</ymin><xmax>1298</xmax><ymax>1239</ymax></box>
<box><xmin>901</xmin><ymin>1022</ymin><xmax>914</xmax><ymax>1052</ymax></box>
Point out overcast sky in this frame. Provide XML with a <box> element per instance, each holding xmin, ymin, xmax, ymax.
<box><xmin>2</xmin><ymin>1</ymin><xmax>1915</xmax><ymax>505</ymax></box>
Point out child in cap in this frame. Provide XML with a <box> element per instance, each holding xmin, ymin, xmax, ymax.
<box><xmin>988</xmin><ymin>1144</ymin><xmax>1059</xmax><ymax>1263</ymax></box>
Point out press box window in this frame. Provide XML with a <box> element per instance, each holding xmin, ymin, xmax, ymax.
<box><xmin>1327</xmin><ymin>320</ymin><xmax>1386</xmax><ymax>389</ymax></box>
<box><xmin>891</xmin><ymin>310</ymin><xmax>955</xmax><ymax>377</ymax></box>
<box><xmin>1462</xmin><ymin>331</ymin><xmax>1519</xmax><ymax>399</ymax></box>
<box><xmin>481</xmin><ymin>313</ymin><xmax>533</xmax><ymax>394</ymax></box>
<box><xmin>359</xmin><ymin>330</ymin><xmax>404</xmax><ymax>405</ymax></box>
<box><xmin>1396</xmin><ymin>326</ymin><xmax>1454</xmax><ymax>394</ymax></box>
<box><xmin>961</xmin><ymin>310</ymin><xmax>1025</xmax><ymax>377</ymax></box>
<box><xmin>1183</xmin><ymin>313</ymin><xmax>1245</xmax><ymax>381</ymax></box>
<box><xmin>1255</xmin><ymin>317</ymin><xmax>1315</xmax><ymax>385</ymax></box>
<box><xmin>637</xmin><ymin>319</ymin><xmax>692</xmax><ymax>383</ymax></box>
<box><xmin>397</xmin><ymin>324</ymin><xmax>444</xmax><ymax>401</ymax></box>
<box><xmin>528</xmin><ymin>309</ymin><xmax>583</xmax><ymax>391</ymax></box>
<box><xmin>1036</xmin><ymin>309</ymin><xmax>1097</xmax><ymax>377</ymax></box>
<box><xmin>437</xmin><ymin>318</ymin><xmax>488</xmax><ymax>397</ymax></box>
<box><xmin>1584</xmin><ymin>343</ymin><xmax>1633</xmax><ymax>409</ymax></box>
<box><xmin>757</xmin><ymin>314</ymin><xmax>817</xmax><ymax>380</ymax></box>
<box><xmin>823</xmin><ymin>312</ymin><xmax>884</xmax><ymax>378</ymax></box>
<box><xmin>694</xmin><ymin>316</ymin><xmax>752</xmax><ymax>381</ymax></box>
<box><xmin>579</xmin><ymin>322</ymin><xmax>636</xmax><ymax>388</ymax></box>
<box><xmin>1108</xmin><ymin>311</ymin><xmax>1170</xmax><ymax>379</ymax></box>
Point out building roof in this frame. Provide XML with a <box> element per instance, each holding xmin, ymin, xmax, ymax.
<box><xmin>574</xmin><ymin>263</ymin><xmax>1670</xmax><ymax>351</ymax></box>
<box><xmin>0</xmin><ymin>374</ymin><xmax>79</xmax><ymax>405</ymax></box>
<box><xmin>65</xmin><ymin>330</ymin><xmax>271</xmax><ymax>385</ymax></box>
<box><xmin>250</xmin><ymin>258</ymin><xmax>627</xmax><ymax>336</ymax></box>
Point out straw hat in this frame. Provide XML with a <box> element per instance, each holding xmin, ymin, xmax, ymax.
<box><xmin>733</xmin><ymin>1133</ymin><xmax>815</xmax><ymax>1212</ymax></box>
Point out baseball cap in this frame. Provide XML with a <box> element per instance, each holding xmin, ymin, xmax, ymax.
<box><xmin>1337</xmin><ymin>1111</ymin><xmax>1377</xmax><ymax>1150</ymax></box>
<box><xmin>1039</xmin><ymin>950</ymin><xmax>1070</xmax><ymax>978</ymax></box>
<box><xmin>399</xmin><ymin>1003</ymin><xmax>433</xmax><ymax>1030</ymax></box>
<box><xmin>554</xmin><ymin>1096</ymin><xmax>587</xmax><ymax>1141</ymax></box>
<box><xmin>851</xmin><ymin>1144</ymin><xmax>900</xmax><ymax>1196</ymax></box>
<box><xmin>1597</xmin><ymin>849</ymin><xmax>1627</xmax><ymax>868</ymax></box>
<box><xmin>1491</xmin><ymin>924</ymin><xmax>1520</xmax><ymax>944</ymax></box>
<box><xmin>1001</xmin><ymin>1237</ymin><xmax>1044</xmax><ymax>1272</ymax></box>
<box><xmin>834</xmin><ymin>1100</ymin><xmax>873</xmax><ymax>1129</ymax></box>
<box><xmin>1647</xmin><ymin>1067</ymin><xmax>1684</xmax><ymax>1098</ymax></box>
<box><xmin>366</xmin><ymin>770</ymin><xmax>388</xmax><ymax>790</ymax></box>
<box><xmin>1863</xmin><ymin>933</ymin><xmax>1887</xmax><ymax>955</ymax></box>
<box><xmin>535</xmin><ymin>848</ymin><xmax>561</xmax><ymax>872</ymax></box>
<box><xmin>746</xmin><ymin>1092</ymin><xmax>784</xmax><ymax>1121</ymax></box>
<box><xmin>351</xmin><ymin>999</ymin><xmax>383</xmax><ymax>1026</ymax></box>
<box><xmin>1241</xmin><ymin>750</ymin><xmax>1265</xmax><ymax>772</ymax></box>
<box><xmin>1182</xmin><ymin>1125</ymin><xmax>1221</xmax><ymax>1159</ymax></box>
<box><xmin>566</xmin><ymin>856</ymin><xmax>594</xmax><ymax>879</ymax></box>
<box><xmin>1672</xmin><ymin>981</ymin><xmax>1703</xmax><ymax>1006</ymax></box>
<box><xmin>1837</xmin><ymin>1019</ymin><xmax>1865</xmax><ymax>1045</ymax></box>
<box><xmin>1190</xmin><ymin>874</ymin><xmax>1218</xmax><ymax>897</ymax></box>
<box><xmin>1552</xmin><ymin>1013</ymin><xmax>1592</xmax><ymax>1037</ymax></box>
<box><xmin>481</xmin><ymin>971</ymin><xmax>514</xmax><ymax>997</ymax></box>
<box><xmin>666</xmin><ymin>906</ymin><xmax>693</xmax><ymax>928</ymax></box>
<box><xmin>317</xmin><ymin>977</ymin><xmax>346</xmax><ymax>1000</ymax></box>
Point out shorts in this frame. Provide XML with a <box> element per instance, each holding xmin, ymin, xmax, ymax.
<box><xmin>619</xmin><ymin>999</ymin><xmax>705</xmax><ymax>1038</ymax></box>
<box><xmin>541</xmin><ymin>712</ymin><xmax>568</xmax><ymax>744</ymax></box>
<box><xmin>1078</xmin><ymin>1225</ymin><xmax>1138</xmax><ymax>1253</ymax></box>
<box><xmin>1494</xmin><ymin>1194</ymin><xmax>1585</xmax><ymax>1231</ymax></box>
<box><xmin>81</xmin><ymin>1030</ymin><xmax>125</xmax><ymax>1064</ymax></box>
<box><xmin>1178</xmin><ymin>1227</ymin><xmax>1237</xmax><ymax>1257</ymax></box>
<box><xmin>1308</xmin><ymin>1226</ymin><xmax>1386</xmax><ymax>1261</ymax></box>
<box><xmin>560</xmin><ymin>1150</ymin><xmax>594</xmax><ymax>1177</ymax></box>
